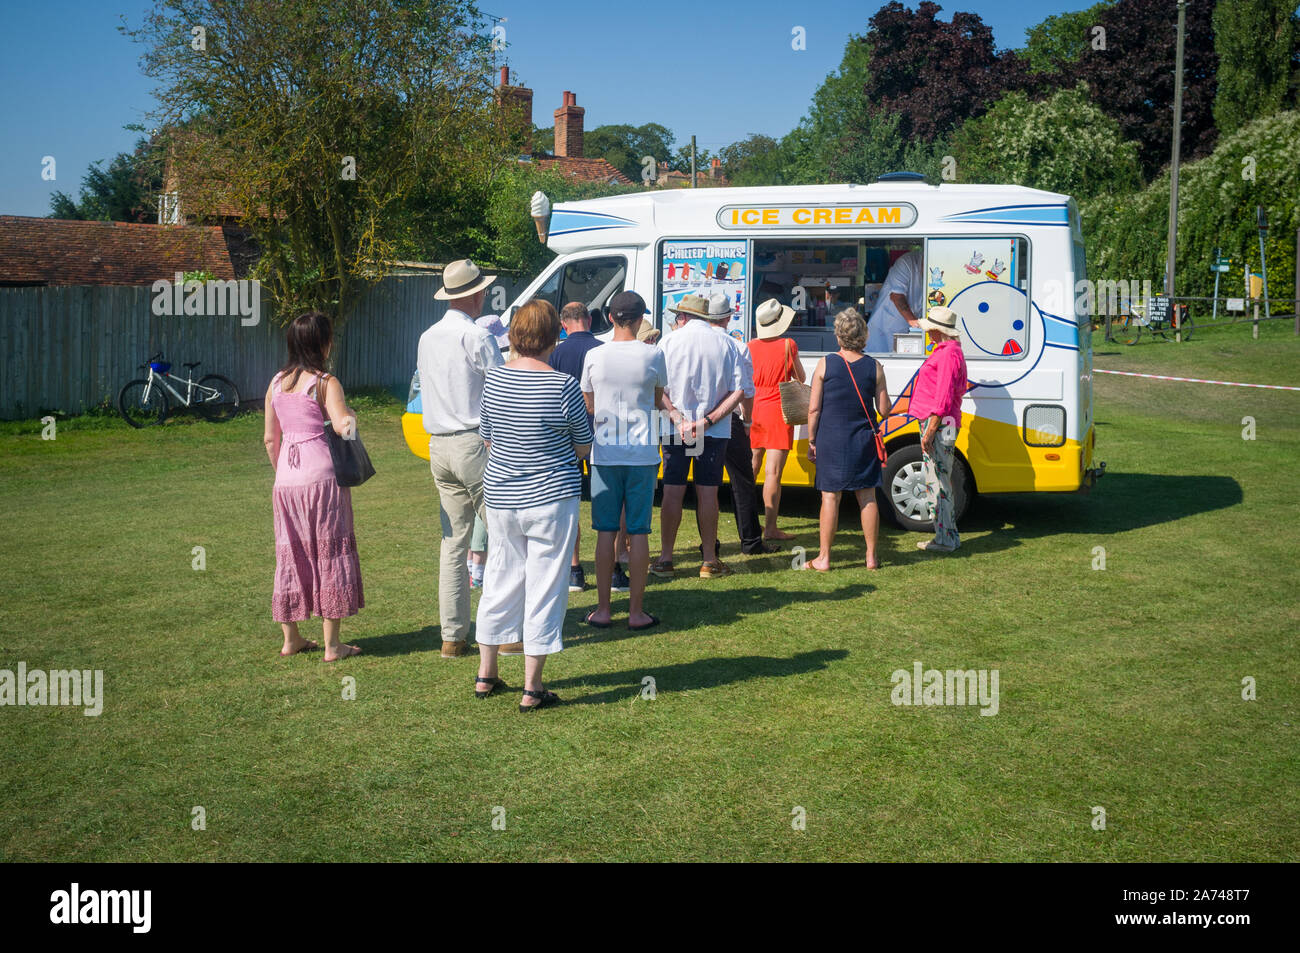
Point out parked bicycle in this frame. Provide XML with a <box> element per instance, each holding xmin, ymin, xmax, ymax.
<box><xmin>1116</xmin><ymin>300</ymin><xmax>1194</xmax><ymax>346</ymax></box>
<box><xmin>118</xmin><ymin>353</ymin><xmax>241</xmax><ymax>428</ymax></box>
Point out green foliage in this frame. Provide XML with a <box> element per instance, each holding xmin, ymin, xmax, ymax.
<box><xmin>477</xmin><ymin>163</ymin><xmax>638</xmax><ymax>282</ymax></box>
<box><xmin>48</xmin><ymin>138</ymin><xmax>162</xmax><ymax>222</ymax></box>
<box><xmin>124</xmin><ymin>0</ymin><xmax>501</xmax><ymax>326</ymax></box>
<box><xmin>1021</xmin><ymin>3</ymin><xmax>1113</xmax><ymax>74</ymax></box>
<box><xmin>1082</xmin><ymin>110</ymin><xmax>1300</xmax><ymax>300</ymax></box>
<box><xmin>1212</xmin><ymin>0</ymin><xmax>1298</xmax><ymax>137</ymax></box>
<box><xmin>948</xmin><ymin>84</ymin><xmax>1142</xmax><ymax>200</ymax></box>
<box><xmin>584</xmin><ymin>123</ymin><xmax>676</xmax><ymax>181</ymax></box>
<box><xmin>717</xmin><ymin>135</ymin><xmax>787</xmax><ymax>187</ymax></box>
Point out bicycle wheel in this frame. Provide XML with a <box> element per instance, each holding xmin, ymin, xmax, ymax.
<box><xmin>118</xmin><ymin>379</ymin><xmax>169</xmax><ymax>428</ymax></box>
<box><xmin>197</xmin><ymin>374</ymin><xmax>241</xmax><ymax>422</ymax></box>
<box><xmin>1117</xmin><ymin>314</ymin><xmax>1143</xmax><ymax>346</ymax></box>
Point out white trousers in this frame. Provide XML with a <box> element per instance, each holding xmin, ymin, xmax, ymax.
<box><xmin>475</xmin><ymin>498</ymin><xmax>579</xmax><ymax>655</ymax></box>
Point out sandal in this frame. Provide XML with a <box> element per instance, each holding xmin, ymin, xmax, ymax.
<box><xmin>324</xmin><ymin>644</ymin><xmax>361</xmax><ymax>662</ymax></box>
<box><xmin>583</xmin><ymin>611</ymin><xmax>612</xmax><ymax>629</ymax></box>
<box><xmin>280</xmin><ymin>639</ymin><xmax>319</xmax><ymax>657</ymax></box>
<box><xmin>474</xmin><ymin>675</ymin><xmax>508</xmax><ymax>699</ymax></box>
<box><xmin>519</xmin><ymin>688</ymin><xmax>560</xmax><ymax>713</ymax></box>
<box><xmin>628</xmin><ymin>613</ymin><xmax>660</xmax><ymax>631</ymax></box>
<box><xmin>649</xmin><ymin>558</ymin><xmax>675</xmax><ymax>578</ymax></box>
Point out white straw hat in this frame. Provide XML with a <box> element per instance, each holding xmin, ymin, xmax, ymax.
<box><xmin>435</xmin><ymin>259</ymin><xmax>497</xmax><ymax>301</ymax></box>
<box><xmin>754</xmin><ymin>298</ymin><xmax>796</xmax><ymax>339</ymax></box>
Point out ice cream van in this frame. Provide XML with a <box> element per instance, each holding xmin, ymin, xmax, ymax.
<box><xmin>403</xmin><ymin>176</ymin><xmax>1105</xmax><ymax>530</ymax></box>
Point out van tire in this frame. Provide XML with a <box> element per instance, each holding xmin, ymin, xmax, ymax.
<box><xmin>880</xmin><ymin>443</ymin><xmax>973</xmax><ymax>531</ymax></box>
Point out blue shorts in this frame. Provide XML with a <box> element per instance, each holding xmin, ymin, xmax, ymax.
<box><xmin>591</xmin><ymin>463</ymin><xmax>659</xmax><ymax>535</ymax></box>
<box><xmin>661</xmin><ymin>436</ymin><xmax>728</xmax><ymax>487</ymax></box>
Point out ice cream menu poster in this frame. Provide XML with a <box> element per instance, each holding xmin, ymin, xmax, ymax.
<box><xmin>924</xmin><ymin>237</ymin><xmax>1021</xmax><ymax>355</ymax></box>
<box><xmin>660</xmin><ymin>240</ymin><xmax>747</xmax><ymax>341</ymax></box>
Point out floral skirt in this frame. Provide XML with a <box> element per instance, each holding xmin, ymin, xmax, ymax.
<box><xmin>272</xmin><ymin>479</ymin><xmax>364</xmax><ymax>622</ymax></box>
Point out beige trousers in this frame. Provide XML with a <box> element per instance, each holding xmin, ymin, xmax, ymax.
<box><xmin>429</xmin><ymin>430</ymin><xmax>487</xmax><ymax>641</ymax></box>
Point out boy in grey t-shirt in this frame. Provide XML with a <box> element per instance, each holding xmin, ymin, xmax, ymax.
<box><xmin>580</xmin><ymin>291</ymin><xmax>673</xmax><ymax>630</ymax></box>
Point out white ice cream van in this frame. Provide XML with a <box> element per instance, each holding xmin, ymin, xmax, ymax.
<box><xmin>404</xmin><ymin>176</ymin><xmax>1104</xmax><ymax>530</ymax></box>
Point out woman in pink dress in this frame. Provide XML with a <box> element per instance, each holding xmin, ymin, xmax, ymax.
<box><xmin>263</xmin><ymin>311</ymin><xmax>364</xmax><ymax>661</ymax></box>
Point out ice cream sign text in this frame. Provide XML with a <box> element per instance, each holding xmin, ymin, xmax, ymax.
<box><xmin>717</xmin><ymin>203</ymin><xmax>917</xmax><ymax>229</ymax></box>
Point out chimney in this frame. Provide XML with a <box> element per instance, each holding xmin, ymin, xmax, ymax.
<box><xmin>553</xmin><ymin>91</ymin><xmax>584</xmax><ymax>158</ymax></box>
<box><xmin>711</xmin><ymin>158</ymin><xmax>722</xmax><ymax>179</ymax></box>
<box><xmin>496</xmin><ymin>66</ymin><xmax>534</xmax><ymax>155</ymax></box>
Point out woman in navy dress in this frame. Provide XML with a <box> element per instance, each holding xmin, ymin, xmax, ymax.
<box><xmin>805</xmin><ymin>308</ymin><xmax>890</xmax><ymax>570</ymax></box>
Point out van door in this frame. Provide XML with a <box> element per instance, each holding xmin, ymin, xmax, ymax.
<box><xmin>529</xmin><ymin>252</ymin><xmax>634</xmax><ymax>336</ymax></box>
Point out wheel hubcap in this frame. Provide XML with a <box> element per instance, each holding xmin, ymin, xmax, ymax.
<box><xmin>891</xmin><ymin>461</ymin><xmax>930</xmax><ymax>521</ymax></box>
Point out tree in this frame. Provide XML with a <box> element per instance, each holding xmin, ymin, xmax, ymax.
<box><xmin>1082</xmin><ymin>110</ymin><xmax>1300</xmax><ymax>303</ymax></box>
<box><xmin>1212</xmin><ymin>0</ymin><xmax>1299</xmax><ymax>137</ymax></box>
<box><xmin>948</xmin><ymin>84</ymin><xmax>1142</xmax><ymax>200</ymax></box>
<box><xmin>479</xmin><ymin>164</ymin><xmax>637</xmax><ymax>280</ymax></box>
<box><xmin>586</xmin><ymin>124</ymin><xmax>676</xmax><ymax>181</ymax></box>
<box><xmin>124</xmin><ymin>0</ymin><xmax>501</xmax><ymax>325</ymax></box>
<box><xmin>49</xmin><ymin>138</ymin><xmax>162</xmax><ymax>222</ymax></box>
<box><xmin>1066</xmin><ymin>0</ymin><xmax>1218</xmax><ymax>176</ymax></box>
<box><xmin>862</xmin><ymin>1</ymin><xmax>1029</xmax><ymax>144</ymax></box>
<box><xmin>1021</xmin><ymin>3</ymin><xmax>1114</xmax><ymax>74</ymax></box>
<box><xmin>717</xmin><ymin>134</ymin><xmax>786</xmax><ymax>186</ymax></box>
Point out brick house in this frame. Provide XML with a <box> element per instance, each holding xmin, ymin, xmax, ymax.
<box><xmin>496</xmin><ymin>68</ymin><xmax>633</xmax><ymax>185</ymax></box>
<box><xmin>0</xmin><ymin>215</ymin><xmax>247</xmax><ymax>287</ymax></box>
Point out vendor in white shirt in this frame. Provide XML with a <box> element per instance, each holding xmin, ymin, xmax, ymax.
<box><xmin>866</xmin><ymin>248</ymin><xmax>923</xmax><ymax>353</ymax></box>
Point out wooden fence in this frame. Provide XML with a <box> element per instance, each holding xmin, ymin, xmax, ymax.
<box><xmin>0</xmin><ymin>275</ymin><xmax>525</xmax><ymax>419</ymax></box>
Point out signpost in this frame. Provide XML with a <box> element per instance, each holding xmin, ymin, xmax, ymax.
<box><xmin>1210</xmin><ymin>248</ymin><xmax>1228</xmax><ymax>322</ymax></box>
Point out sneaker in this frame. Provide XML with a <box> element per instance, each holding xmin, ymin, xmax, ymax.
<box><xmin>568</xmin><ymin>565</ymin><xmax>587</xmax><ymax>592</ymax></box>
<box><xmin>498</xmin><ymin>641</ymin><xmax>525</xmax><ymax>656</ymax></box>
<box><xmin>611</xmin><ymin>564</ymin><xmax>631</xmax><ymax>593</ymax></box>
<box><xmin>699</xmin><ymin>559</ymin><xmax>733</xmax><ymax>579</ymax></box>
<box><xmin>441</xmin><ymin>640</ymin><xmax>471</xmax><ymax>658</ymax></box>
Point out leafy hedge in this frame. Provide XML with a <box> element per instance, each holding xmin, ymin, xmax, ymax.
<box><xmin>1083</xmin><ymin>110</ymin><xmax>1300</xmax><ymax>303</ymax></box>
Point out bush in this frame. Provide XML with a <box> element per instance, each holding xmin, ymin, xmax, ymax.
<box><xmin>1083</xmin><ymin>110</ymin><xmax>1300</xmax><ymax>302</ymax></box>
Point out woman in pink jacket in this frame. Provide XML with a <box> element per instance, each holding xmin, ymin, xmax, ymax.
<box><xmin>908</xmin><ymin>306</ymin><xmax>968</xmax><ymax>553</ymax></box>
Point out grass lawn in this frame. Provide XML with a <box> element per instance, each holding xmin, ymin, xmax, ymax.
<box><xmin>1</xmin><ymin>319</ymin><xmax>1297</xmax><ymax>862</ymax></box>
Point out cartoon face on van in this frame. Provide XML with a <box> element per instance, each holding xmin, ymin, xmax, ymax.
<box><xmin>950</xmin><ymin>281</ymin><xmax>1030</xmax><ymax>358</ymax></box>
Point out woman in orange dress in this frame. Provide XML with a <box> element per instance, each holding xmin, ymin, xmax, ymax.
<box><xmin>747</xmin><ymin>299</ymin><xmax>805</xmax><ymax>541</ymax></box>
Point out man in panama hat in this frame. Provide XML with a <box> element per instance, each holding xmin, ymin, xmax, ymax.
<box><xmin>418</xmin><ymin>259</ymin><xmax>508</xmax><ymax>657</ymax></box>
<box><xmin>654</xmin><ymin>293</ymin><xmax>746</xmax><ymax>579</ymax></box>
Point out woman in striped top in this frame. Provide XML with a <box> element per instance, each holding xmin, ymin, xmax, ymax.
<box><xmin>474</xmin><ymin>299</ymin><xmax>593</xmax><ymax>712</ymax></box>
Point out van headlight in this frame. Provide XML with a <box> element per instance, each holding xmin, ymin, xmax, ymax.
<box><xmin>1023</xmin><ymin>404</ymin><xmax>1066</xmax><ymax>447</ymax></box>
<box><xmin>408</xmin><ymin>371</ymin><xmax>420</xmax><ymax>405</ymax></box>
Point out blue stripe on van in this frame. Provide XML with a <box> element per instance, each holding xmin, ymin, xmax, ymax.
<box><xmin>550</xmin><ymin>210</ymin><xmax>636</xmax><ymax>236</ymax></box>
<box><xmin>942</xmin><ymin>205</ymin><xmax>1070</xmax><ymax>226</ymax></box>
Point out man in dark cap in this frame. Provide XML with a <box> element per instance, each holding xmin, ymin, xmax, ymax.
<box><xmin>580</xmin><ymin>291</ymin><xmax>671</xmax><ymax>629</ymax></box>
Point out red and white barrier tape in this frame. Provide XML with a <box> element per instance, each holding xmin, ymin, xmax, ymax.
<box><xmin>1095</xmin><ymin>368</ymin><xmax>1300</xmax><ymax>391</ymax></box>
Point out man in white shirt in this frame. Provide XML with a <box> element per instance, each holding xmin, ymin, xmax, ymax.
<box><xmin>655</xmin><ymin>294</ymin><xmax>745</xmax><ymax>580</ymax></box>
<box><xmin>580</xmin><ymin>291</ymin><xmax>671</xmax><ymax>630</ymax></box>
<box><xmin>417</xmin><ymin>259</ymin><xmax>505</xmax><ymax>658</ymax></box>
<box><xmin>704</xmin><ymin>294</ymin><xmax>775</xmax><ymax>556</ymax></box>
<box><xmin>866</xmin><ymin>247</ymin><xmax>923</xmax><ymax>353</ymax></box>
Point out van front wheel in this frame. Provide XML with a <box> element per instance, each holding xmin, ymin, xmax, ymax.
<box><xmin>880</xmin><ymin>443</ymin><xmax>972</xmax><ymax>531</ymax></box>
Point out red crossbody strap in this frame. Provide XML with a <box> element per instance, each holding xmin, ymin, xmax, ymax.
<box><xmin>840</xmin><ymin>353</ymin><xmax>880</xmax><ymax>436</ymax></box>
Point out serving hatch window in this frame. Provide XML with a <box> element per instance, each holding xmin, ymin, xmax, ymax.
<box><xmin>752</xmin><ymin>238</ymin><xmax>920</xmax><ymax>354</ymax></box>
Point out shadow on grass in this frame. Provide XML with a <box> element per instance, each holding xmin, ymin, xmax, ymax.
<box><xmin>947</xmin><ymin>472</ymin><xmax>1244</xmax><ymax>557</ymax></box>
<box><xmin>547</xmin><ymin>648</ymin><xmax>849</xmax><ymax>705</ymax></box>
<box><xmin>565</xmin><ymin>582</ymin><xmax>873</xmax><ymax>646</ymax></box>
<box><xmin>357</xmin><ymin>626</ymin><xmax>442</xmax><ymax>657</ymax></box>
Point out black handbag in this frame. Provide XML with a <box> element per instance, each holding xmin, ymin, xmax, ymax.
<box><xmin>315</xmin><ymin>374</ymin><xmax>376</xmax><ymax>487</ymax></box>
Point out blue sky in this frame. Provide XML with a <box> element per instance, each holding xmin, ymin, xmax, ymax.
<box><xmin>0</xmin><ymin>0</ymin><xmax>1100</xmax><ymax>217</ymax></box>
